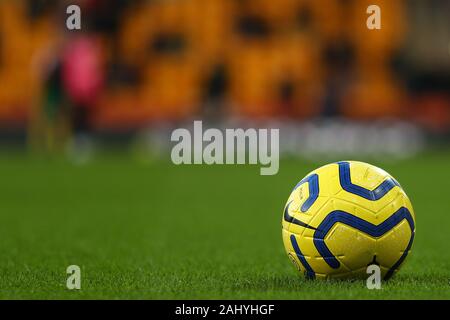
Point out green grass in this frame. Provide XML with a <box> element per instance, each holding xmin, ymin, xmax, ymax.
<box><xmin>0</xmin><ymin>151</ymin><xmax>449</xmax><ymax>299</ymax></box>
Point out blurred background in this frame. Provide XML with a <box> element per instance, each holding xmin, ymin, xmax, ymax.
<box><xmin>0</xmin><ymin>0</ymin><xmax>448</xmax><ymax>160</ymax></box>
<box><xmin>0</xmin><ymin>0</ymin><xmax>449</xmax><ymax>298</ymax></box>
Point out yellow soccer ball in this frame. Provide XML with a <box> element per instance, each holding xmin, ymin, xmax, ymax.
<box><xmin>282</xmin><ymin>161</ymin><xmax>415</xmax><ymax>280</ymax></box>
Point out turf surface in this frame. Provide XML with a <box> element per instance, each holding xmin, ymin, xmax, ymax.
<box><xmin>0</xmin><ymin>151</ymin><xmax>449</xmax><ymax>299</ymax></box>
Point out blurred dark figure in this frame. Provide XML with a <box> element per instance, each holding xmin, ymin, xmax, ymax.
<box><xmin>322</xmin><ymin>38</ymin><xmax>355</xmax><ymax>117</ymax></box>
<box><xmin>203</xmin><ymin>64</ymin><xmax>229</xmax><ymax>118</ymax></box>
<box><xmin>39</xmin><ymin>55</ymin><xmax>70</xmax><ymax>153</ymax></box>
<box><xmin>82</xmin><ymin>0</ymin><xmax>133</xmax><ymax>35</ymax></box>
<box><xmin>25</xmin><ymin>0</ymin><xmax>56</xmax><ymax>21</ymax></box>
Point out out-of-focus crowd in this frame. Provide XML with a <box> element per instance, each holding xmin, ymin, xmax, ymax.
<box><xmin>0</xmin><ymin>0</ymin><xmax>448</xmax><ymax>132</ymax></box>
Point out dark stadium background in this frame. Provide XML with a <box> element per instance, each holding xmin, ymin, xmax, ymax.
<box><xmin>0</xmin><ymin>0</ymin><xmax>448</xmax><ymax>299</ymax></box>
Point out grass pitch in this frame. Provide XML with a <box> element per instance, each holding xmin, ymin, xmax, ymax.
<box><xmin>0</xmin><ymin>151</ymin><xmax>449</xmax><ymax>299</ymax></box>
